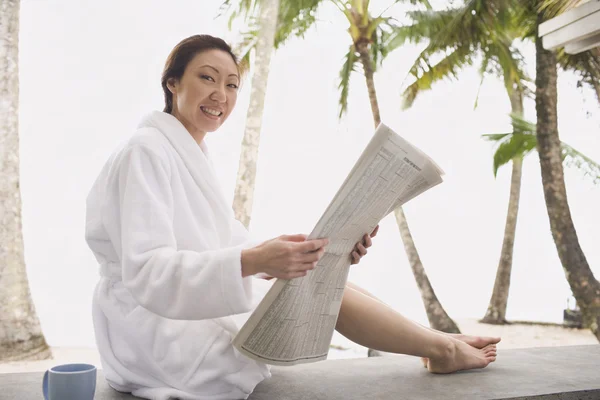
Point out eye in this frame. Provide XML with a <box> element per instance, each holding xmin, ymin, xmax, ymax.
<box><xmin>227</xmin><ymin>83</ymin><xmax>239</xmax><ymax>89</ymax></box>
<box><xmin>200</xmin><ymin>74</ymin><xmax>215</xmax><ymax>82</ymax></box>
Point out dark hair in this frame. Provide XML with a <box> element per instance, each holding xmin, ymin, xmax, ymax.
<box><xmin>161</xmin><ymin>34</ymin><xmax>239</xmax><ymax>114</ymax></box>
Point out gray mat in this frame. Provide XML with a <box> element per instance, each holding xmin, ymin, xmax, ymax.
<box><xmin>1</xmin><ymin>345</ymin><xmax>598</xmax><ymax>400</ymax></box>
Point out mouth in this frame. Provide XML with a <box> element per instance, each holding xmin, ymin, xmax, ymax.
<box><xmin>200</xmin><ymin>106</ymin><xmax>223</xmax><ymax>118</ymax></box>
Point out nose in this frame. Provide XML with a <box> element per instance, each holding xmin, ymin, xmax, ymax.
<box><xmin>210</xmin><ymin>84</ymin><xmax>227</xmax><ymax>103</ymax></box>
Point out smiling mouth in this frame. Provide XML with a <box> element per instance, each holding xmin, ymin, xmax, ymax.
<box><xmin>200</xmin><ymin>106</ymin><xmax>223</xmax><ymax>117</ymax></box>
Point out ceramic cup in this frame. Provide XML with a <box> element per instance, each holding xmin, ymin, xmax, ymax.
<box><xmin>42</xmin><ymin>363</ymin><xmax>97</xmax><ymax>400</ymax></box>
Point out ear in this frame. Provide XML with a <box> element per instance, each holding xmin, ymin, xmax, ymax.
<box><xmin>166</xmin><ymin>77</ymin><xmax>178</xmax><ymax>94</ymax></box>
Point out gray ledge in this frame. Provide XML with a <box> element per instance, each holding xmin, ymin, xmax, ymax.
<box><xmin>1</xmin><ymin>345</ymin><xmax>598</xmax><ymax>400</ymax></box>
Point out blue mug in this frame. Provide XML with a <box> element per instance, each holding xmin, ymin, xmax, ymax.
<box><xmin>42</xmin><ymin>363</ymin><xmax>97</xmax><ymax>400</ymax></box>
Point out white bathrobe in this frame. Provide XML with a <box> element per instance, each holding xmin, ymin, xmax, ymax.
<box><xmin>85</xmin><ymin>111</ymin><xmax>272</xmax><ymax>400</ymax></box>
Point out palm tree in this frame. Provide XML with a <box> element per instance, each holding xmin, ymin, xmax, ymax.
<box><xmin>0</xmin><ymin>0</ymin><xmax>52</xmax><ymax>361</ymax></box>
<box><xmin>228</xmin><ymin>0</ymin><xmax>461</xmax><ymax>334</ymax></box>
<box><xmin>221</xmin><ymin>0</ymin><xmax>281</xmax><ymax>229</ymax></box>
<box><xmin>534</xmin><ymin>0</ymin><xmax>600</xmax><ymax>341</ymax></box>
<box><xmin>396</xmin><ymin>0</ymin><xmax>600</xmax><ymax>329</ymax></box>
<box><xmin>393</xmin><ymin>0</ymin><xmax>530</xmax><ymax>324</ymax></box>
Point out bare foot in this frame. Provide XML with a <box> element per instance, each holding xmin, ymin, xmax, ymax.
<box><xmin>421</xmin><ymin>334</ymin><xmax>500</xmax><ymax>367</ymax></box>
<box><xmin>450</xmin><ymin>333</ymin><xmax>501</xmax><ymax>348</ymax></box>
<box><xmin>427</xmin><ymin>339</ymin><xmax>497</xmax><ymax>374</ymax></box>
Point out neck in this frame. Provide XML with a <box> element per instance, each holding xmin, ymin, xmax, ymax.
<box><xmin>170</xmin><ymin>109</ymin><xmax>206</xmax><ymax>146</ymax></box>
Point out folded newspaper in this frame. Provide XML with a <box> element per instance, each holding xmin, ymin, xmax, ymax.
<box><xmin>233</xmin><ymin>123</ymin><xmax>445</xmax><ymax>366</ymax></box>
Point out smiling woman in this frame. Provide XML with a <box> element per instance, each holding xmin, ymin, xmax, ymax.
<box><xmin>85</xmin><ymin>34</ymin><xmax>333</xmax><ymax>400</ymax></box>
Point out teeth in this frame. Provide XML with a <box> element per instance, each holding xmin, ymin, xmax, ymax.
<box><xmin>201</xmin><ymin>107</ymin><xmax>222</xmax><ymax>116</ymax></box>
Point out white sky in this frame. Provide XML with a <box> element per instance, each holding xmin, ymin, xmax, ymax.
<box><xmin>18</xmin><ymin>0</ymin><xmax>600</xmax><ymax>348</ymax></box>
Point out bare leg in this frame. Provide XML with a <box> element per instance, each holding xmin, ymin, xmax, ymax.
<box><xmin>345</xmin><ymin>282</ymin><xmax>500</xmax><ymax>368</ymax></box>
<box><xmin>346</xmin><ymin>282</ymin><xmax>501</xmax><ymax>347</ymax></box>
<box><xmin>336</xmin><ymin>285</ymin><xmax>497</xmax><ymax>373</ymax></box>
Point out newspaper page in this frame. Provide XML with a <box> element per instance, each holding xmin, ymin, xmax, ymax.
<box><xmin>232</xmin><ymin>123</ymin><xmax>444</xmax><ymax>366</ymax></box>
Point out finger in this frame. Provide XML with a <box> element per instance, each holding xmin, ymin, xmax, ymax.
<box><xmin>296</xmin><ymin>238</ymin><xmax>329</xmax><ymax>253</ymax></box>
<box><xmin>298</xmin><ymin>261</ymin><xmax>318</xmax><ymax>271</ymax></box>
<box><xmin>281</xmin><ymin>234</ymin><xmax>308</xmax><ymax>242</ymax></box>
<box><xmin>363</xmin><ymin>234</ymin><xmax>372</xmax><ymax>248</ymax></box>
<box><xmin>370</xmin><ymin>225</ymin><xmax>379</xmax><ymax>238</ymax></box>
<box><xmin>356</xmin><ymin>243</ymin><xmax>367</xmax><ymax>257</ymax></box>
<box><xmin>351</xmin><ymin>251</ymin><xmax>360</xmax><ymax>264</ymax></box>
<box><xmin>298</xmin><ymin>248</ymin><xmax>325</xmax><ymax>263</ymax></box>
<box><xmin>290</xmin><ymin>270</ymin><xmax>308</xmax><ymax>279</ymax></box>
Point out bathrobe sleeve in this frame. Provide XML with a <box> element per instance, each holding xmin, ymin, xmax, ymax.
<box><xmin>118</xmin><ymin>144</ymin><xmax>254</xmax><ymax>320</ymax></box>
<box><xmin>229</xmin><ymin>219</ymin><xmax>274</xmax><ymax>281</ymax></box>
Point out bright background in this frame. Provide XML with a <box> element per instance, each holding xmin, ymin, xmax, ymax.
<box><xmin>18</xmin><ymin>0</ymin><xmax>600</xmax><ymax>350</ymax></box>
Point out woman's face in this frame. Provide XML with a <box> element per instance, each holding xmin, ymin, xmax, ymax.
<box><xmin>168</xmin><ymin>49</ymin><xmax>239</xmax><ymax>136</ymax></box>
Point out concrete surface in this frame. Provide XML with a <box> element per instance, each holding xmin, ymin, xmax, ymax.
<box><xmin>1</xmin><ymin>345</ymin><xmax>598</xmax><ymax>400</ymax></box>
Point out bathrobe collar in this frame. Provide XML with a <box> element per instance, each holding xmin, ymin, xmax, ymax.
<box><xmin>138</xmin><ymin>111</ymin><xmax>233</xmax><ymax>241</ymax></box>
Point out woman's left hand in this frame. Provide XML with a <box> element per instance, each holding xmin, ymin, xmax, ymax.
<box><xmin>351</xmin><ymin>225</ymin><xmax>379</xmax><ymax>265</ymax></box>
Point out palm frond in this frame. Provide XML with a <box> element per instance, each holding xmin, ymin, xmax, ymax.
<box><xmin>561</xmin><ymin>142</ymin><xmax>600</xmax><ymax>184</ymax></box>
<box><xmin>511</xmin><ymin>3</ymin><xmax>537</xmax><ymax>39</ymax></box>
<box><xmin>385</xmin><ymin>0</ymin><xmax>507</xmax><ymax>53</ymax></box>
<box><xmin>223</xmin><ymin>0</ymin><xmax>323</xmax><ymax>50</ymax></box>
<box><xmin>489</xmin><ymin>133</ymin><xmax>537</xmax><ymax>176</ymax></box>
<box><xmin>370</xmin><ymin>17</ymin><xmax>400</xmax><ymax>68</ymax></box>
<box><xmin>232</xmin><ymin>24</ymin><xmax>259</xmax><ymax>62</ymax></box>
<box><xmin>482</xmin><ymin>132</ymin><xmax>511</xmax><ymax>141</ymax></box>
<box><xmin>219</xmin><ymin>0</ymin><xmax>259</xmax><ymax>29</ymax></box>
<box><xmin>423</xmin><ymin>0</ymin><xmax>500</xmax><ymax>53</ymax></box>
<box><xmin>402</xmin><ymin>45</ymin><xmax>474</xmax><ymax>109</ymax></box>
<box><xmin>371</xmin><ymin>26</ymin><xmax>381</xmax><ymax>67</ymax></box>
<box><xmin>557</xmin><ymin>48</ymin><xmax>600</xmax><ymax>104</ymax></box>
<box><xmin>474</xmin><ymin>52</ymin><xmax>492</xmax><ymax>109</ymax></box>
<box><xmin>396</xmin><ymin>0</ymin><xmax>526</xmax><ymax>111</ymax></box>
<box><xmin>338</xmin><ymin>45</ymin><xmax>359</xmax><ymax>118</ymax></box>
<box><xmin>486</xmin><ymin>41</ymin><xmax>529</xmax><ymax>95</ymax></box>
<box><xmin>483</xmin><ymin>113</ymin><xmax>536</xmax><ymax>176</ymax></box>
<box><xmin>400</xmin><ymin>0</ymin><xmax>432</xmax><ymax>8</ymax></box>
<box><xmin>508</xmin><ymin>113</ymin><xmax>535</xmax><ymax>135</ymax></box>
<box><xmin>386</xmin><ymin>8</ymin><xmax>467</xmax><ymax>53</ymax></box>
<box><xmin>538</xmin><ymin>0</ymin><xmax>584</xmax><ymax>19</ymax></box>
<box><xmin>377</xmin><ymin>0</ymin><xmax>432</xmax><ymax>19</ymax></box>
<box><xmin>484</xmin><ymin>113</ymin><xmax>600</xmax><ymax>183</ymax></box>
<box><xmin>273</xmin><ymin>0</ymin><xmax>322</xmax><ymax>49</ymax></box>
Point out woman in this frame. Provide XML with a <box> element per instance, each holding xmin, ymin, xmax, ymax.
<box><xmin>85</xmin><ymin>34</ymin><xmax>499</xmax><ymax>400</ymax></box>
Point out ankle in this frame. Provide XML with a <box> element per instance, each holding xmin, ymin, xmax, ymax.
<box><xmin>433</xmin><ymin>336</ymin><xmax>456</xmax><ymax>360</ymax></box>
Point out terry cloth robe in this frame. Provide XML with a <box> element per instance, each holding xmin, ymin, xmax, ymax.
<box><xmin>85</xmin><ymin>111</ymin><xmax>272</xmax><ymax>400</ymax></box>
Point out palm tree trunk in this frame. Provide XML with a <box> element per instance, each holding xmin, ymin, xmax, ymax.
<box><xmin>535</xmin><ymin>16</ymin><xmax>600</xmax><ymax>342</ymax></box>
<box><xmin>232</xmin><ymin>0</ymin><xmax>280</xmax><ymax>228</ymax></box>
<box><xmin>0</xmin><ymin>0</ymin><xmax>52</xmax><ymax>361</ymax></box>
<box><xmin>355</xmin><ymin>39</ymin><xmax>460</xmax><ymax>334</ymax></box>
<box><xmin>481</xmin><ymin>91</ymin><xmax>524</xmax><ymax>325</ymax></box>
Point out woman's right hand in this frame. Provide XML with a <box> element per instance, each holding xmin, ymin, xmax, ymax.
<box><xmin>241</xmin><ymin>234</ymin><xmax>329</xmax><ymax>280</ymax></box>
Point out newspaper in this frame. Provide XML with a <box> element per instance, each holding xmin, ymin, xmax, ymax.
<box><xmin>232</xmin><ymin>123</ymin><xmax>445</xmax><ymax>366</ymax></box>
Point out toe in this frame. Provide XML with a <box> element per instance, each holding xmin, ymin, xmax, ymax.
<box><xmin>485</xmin><ymin>348</ymin><xmax>497</xmax><ymax>356</ymax></box>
